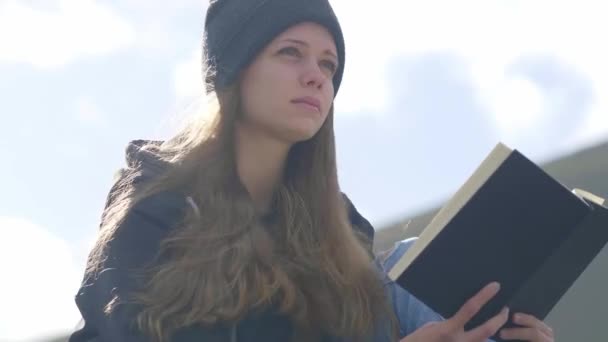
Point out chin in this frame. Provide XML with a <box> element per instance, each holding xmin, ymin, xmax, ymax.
<box><xmin>279</xmin><ymin>125</ymin><xmax>321</xmax><ymax>144</ymax></box>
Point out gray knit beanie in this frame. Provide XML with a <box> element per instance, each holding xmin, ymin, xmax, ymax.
<box><xmin>203</xmin><ymin>0</ymin><xmax>345</xmax><ymax>97</ymax></box>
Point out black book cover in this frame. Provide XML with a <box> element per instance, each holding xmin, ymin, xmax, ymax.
<box><xmin>388</xmin><ymin>143</ymin><xmax>608</xmax><ymax>341</ymax></box>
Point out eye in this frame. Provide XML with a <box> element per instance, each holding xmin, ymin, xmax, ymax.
<box><xmin>320</xmin><ymin>59</ymin><xmax>338</xmax><ymax>74</ymax></box>
<box><xmin>278</xmin><ymin>46</ymin><xmax>302</xmax><ymax>57</ymax></box>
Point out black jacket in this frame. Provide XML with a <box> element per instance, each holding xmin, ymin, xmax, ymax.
<box><xmin>69</xmin><ymin>140</ymin><xmax>378</xmax><ymax>342</ymax></box>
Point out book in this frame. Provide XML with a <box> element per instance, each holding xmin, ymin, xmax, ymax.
<box><xmin>387</xmin><ymin>142</ymin><xmax>608</xmax><ymax>341</ymax></box>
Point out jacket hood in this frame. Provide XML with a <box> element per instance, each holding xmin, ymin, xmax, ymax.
<box><xmin>123</xmin><ymin>139</ymin><xmax>168</xmax><ymax>182</ymax></box>
<box><xmin>106</xmin><ymin>139</ymin><xmax>375</xmax><ymax>244</ymax></box>
<box><xmin>99</xmin><ymin>140</ymin><xmax>172</xmax><ymax>224</ymax></box>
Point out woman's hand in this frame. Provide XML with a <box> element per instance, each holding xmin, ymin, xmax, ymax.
<box><xmin>400</xmin><ymin>282</ymin><xmax>509</xmax><ymax>342</ymax></box>
<box><xmin>498</xmin><ymin>312</ymin><xmax>554</xmax><ymax>341</ymax></box>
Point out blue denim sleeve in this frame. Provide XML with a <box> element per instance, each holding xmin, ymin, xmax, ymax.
<box><xmin>379</xmin><ymin>237</ymin><xmax>445</xmax><ymax>338</ymax></box>
<box><xmin>379</xmin><ymin>237</ymin><xmax>495</xmax><ymax>342</ymax></box>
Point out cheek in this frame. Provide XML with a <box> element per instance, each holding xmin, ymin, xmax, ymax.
<box><xmin>322</xmin><ymin>88</ymin><xmax>334</xmax><ymax>119</ymax></box>
<box><xmin>240</xmin><ymin>78</ymin><xmax>282</xmax><ymax>126</ymax></box>
<box><xmin>241</xmin><ymin>89</ymin><xmax>265</xmax><ymax>123</ymax></box>
<box><xmin>323</xmin><ymin>85</ymin><xmax>335</xmax><ymax>115</ymax></box>
<box><xmin>241</xmin><ymin>66</ymin><xmax>291</xmax><ymax>117</ymax></box>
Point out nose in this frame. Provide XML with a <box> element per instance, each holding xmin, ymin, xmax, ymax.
<box><xmin>299</xmin><ymin>62</ymin><xmax>329</xmax><ymax>89</ymax></box>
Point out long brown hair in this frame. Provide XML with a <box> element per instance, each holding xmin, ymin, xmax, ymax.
<box><xmin>86</xmin><ymin>80</ymin><xmax>396</xmax><ymax>341</ymax></box>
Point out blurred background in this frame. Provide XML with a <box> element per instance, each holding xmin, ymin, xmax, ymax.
<box><xmin>1</xmin><ymin>0</ymin><xmax>607</xmax><ymax>341</ymax></box>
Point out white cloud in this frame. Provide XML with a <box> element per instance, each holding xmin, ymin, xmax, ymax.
<box><xmin>564</xmin><ymin>101</ymin><xmax>608</xmax><ymax>151</ymax></box>
<box><xmin>0</xmin><ymin>0</ymin><xmax>136</xmax><ymax>69</ymax></box>
<box><xmin>73</xmin><ymin>97</ymin><xmax>107</xmax><ymax>127</ymax></box>
<box><xmin>0</xmin><ymin>217</ymin><xmax>82</xmax><ymax>341</ymax></box>
<box><xmin>479</xmin><ymin>76</ymin><xmax>546</xmax><ymax>142</ymax></box>
<box><xmin>174</xmin><ymin>46</ymin><xmax>205</xmax><ymax>105</ymax></box>
<box><xmin>53</xmin><ymin>142</ymin><xmax>90</xmax><ymax>160</ymax></box>
<box><xmin>330</xmin><ymin>1</ymin><xmax>393</xmax><ymax>116</ymax></box>
<box><xmin>329</xmin><ymin>0</ymin><xmax>608</xmax><ymax>145</ymax></box>
<box><xmin>167</xmin><ymin>46</ymin><xmax>214</xmax><ymax>134</ymax></box>
<box><xmin>119</xmin><ymin>0</ymin><xmax>208</xmax><ymax>52</ymax></box>
<box><xmin>123</xmin><ymin>0</ymin><xmax>206</xmax><ymax>11</ymax></box>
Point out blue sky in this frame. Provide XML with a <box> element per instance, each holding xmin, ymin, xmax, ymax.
<box><xmin>1</xmin><ymin>0</ymin><xmax>607</xmax><ymax>340</ymax></box>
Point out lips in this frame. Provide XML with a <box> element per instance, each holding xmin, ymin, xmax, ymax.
<box><xmin>291</xmin><ymin>96</ymin><xmax>321</xmax><ymax>112</ymax></box>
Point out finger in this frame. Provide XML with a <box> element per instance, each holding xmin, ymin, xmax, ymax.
<box><xmin>449</xmin><ymin>282</ymin><xmax>501</xmax><ymax>329</ymax></box>
<box><xmin>465</xmin><ymin>306</ymin><xmax>509</xmax><ymax>342</ymax></box>
<box><xmin>500</xmin><ymin>327</ymin><xmax>552</xmax><ymax>341</ymax></box>
<box><xmin>513</xmin><ymin>313</ymin><xmax>554</xmax><ymax>338</ymax></box>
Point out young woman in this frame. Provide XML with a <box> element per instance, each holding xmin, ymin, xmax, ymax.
<box><xmin>70</xmin><ymin>0</ymin><xmax>555</xmax><ymax>341</ymax></box>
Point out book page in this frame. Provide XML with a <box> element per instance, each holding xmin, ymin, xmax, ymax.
<box><xmin>573</xmin><ymin>188</ymin><xmax>606</xmax><ymax>206</ymax></box>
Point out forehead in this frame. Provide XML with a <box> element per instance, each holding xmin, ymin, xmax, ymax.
<box><xmin>272</xmin><ymin>22</ymin><xmax>337</xmax><ymax>53</ymax></box>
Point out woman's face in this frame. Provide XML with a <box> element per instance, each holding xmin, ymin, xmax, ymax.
<box><xmin>239</xmin><ymin>22</ymin><xmax>338</xmax><ymax>144</ymax></box>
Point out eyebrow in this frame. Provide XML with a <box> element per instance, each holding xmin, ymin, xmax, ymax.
<box><xmin>281</xmin><ymin>38</ymin><xmax>338</xmax><ymax>60</ymax></box>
